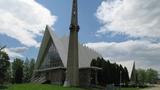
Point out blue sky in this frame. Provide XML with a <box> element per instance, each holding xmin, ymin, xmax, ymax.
<box><xmin>0</xmin><ymin>0</ymin><xmax>126</xmax><ymax>58</ymax></box>
<box><xmin>0</xmin><ymin>0</ymin><xmax>103</xmax><ymax>58</ymax></box>
<box><xmin>36</xmin><ymin>0</ymin><xmax>102</xmax><ymax>42</ymax></box>
<box><xmin>36</xmin><ymin>0</ymin><xmax>129</xmax><ymax>43</ymax></box>
<box><xmin>0</xmin><ymin>0</ymin><xmax>160</xmax><ymax>73</ymax></box>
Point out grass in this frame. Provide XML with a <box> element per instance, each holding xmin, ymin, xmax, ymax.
<box><xmin>5</xmin><ymin>84</ymin><xmax>84</xmax><ymax>90</ymax></box>
<box><xmin>0</xmin><ymin>85</ymin><xmax>8</xmax><ymax>89</ymax></box>
<box><xmin>0</xmin><ymin>83</ymin><xmax>142</xmax><ymax>90</ymax></box>
<box><xmin>120</xmin><ymin>87</ymin><xmax>140</xmax><ymax>90</ymax></box>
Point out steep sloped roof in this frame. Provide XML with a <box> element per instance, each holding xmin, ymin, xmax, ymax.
<box><xmin>35</xmin><ymin>25</ymin><xmax>102</xmax><ymax>69</ymax></box>
<box><xmin>130</xmin><ymin>61</ymin><xmax>136</xmax><ymax>81</ymax></box>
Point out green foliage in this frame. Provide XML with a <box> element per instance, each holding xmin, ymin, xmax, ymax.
<box><xmin>146</xmin><ymin>68</ymin><xmax>158</xmax><ymax>84</ymax></box>
<box><xmin>136</xmin><ymin>69</ymin><xmax>146</xmax><ymax>85</ymax></box>
<box><xmin>12</xmin><ymin>58</ymin><xmax>35</xmax><ymax>83</ymax></box>
<box><xmin>29</xmin><ymin>59</ymin><xmax>35</xmax><ymax>80</ymax></box>
<box><xmin>23</xmin><ymin>58</ymin><xmax>35</xmax><ymax>82</ymax></box>
<box><xmin>0</xmin><ymin>51</ymin><xmax>10</xmax><ymax>84</ymax></box>
<box><xmin>91</xmin><ymin>57</ymin><xmax>130</xmax><ymax>86</ymax></box>
<box><xmin>7</xmin><ymin>84</ymin><xmax>84</xmax><ymax>90</ymax></box>
<box><xmin>23</xmin><ymin>58</ymin><xmax>30</xmax><ymax>82</ymax></box>
<box><xmin>1</xmin><ymin>83</ymin><xmax>140</xmax><ymax>90</ymax></box>
<box><xmin>123</xmin><ymin>67</ymin><xmax>130</xmax><ymax>84</ymax></box>
<box><xmin>12</xmin><ymin>58</ymin><xmax>24</xmax><ymax>83</ymax></box>
<box><xmin>120</xmin><ymin>87</ymin><xmax>140</xmax><ymax>90</ymax></box>
<box><xmin>136</xmin><ymin>68</ymin><xmax>158</xmax><ymax>85</ymax></box>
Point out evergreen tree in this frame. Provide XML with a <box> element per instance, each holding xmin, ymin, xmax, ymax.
<box><xmin>0</xmin><ymin>51</ymin><xmax>10</xmax><ymax>84</ymax></box>
<box><xmin>12</xmin><ymin>58</ymin><xmax>23</xmax><ymax>83</ymax></box>
<box><xmin>29</xmin><ymin>58</ymin><xmax>35</xmax><ymax>82</ymax></box>
<box><xmin>90</xmin><ymin>59</ymin><xmax>97</xmax><ymax>66</ymax></box>
<box><xmin>23</xmin><ymin>58</ymin><xmax>36</xmax><ymax>82</ymax></box>
<box><xmin>124</xmin><ymin>67</ymin><xmax>129</xmax><ymax>85</ymax></box>
<box><xmin>91</xmin><ymin>57</ymin><xmax>130</xmax><ymax>86</ymax></box>
<box><xmin>23</xmin><ymin>58</ymin><xmax>30</xmax><ymax>82</ymax></box>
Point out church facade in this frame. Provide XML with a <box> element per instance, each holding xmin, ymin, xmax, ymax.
<box><xmin>32</xmin><ymin>26</ymin><xmax>102</xmax><ymax>87</ymax></box>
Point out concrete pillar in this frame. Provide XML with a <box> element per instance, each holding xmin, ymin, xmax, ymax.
<box><xmin>64</xmin><ymin>0</ymin><xmax>79</xmax><ymax>87</ymax></box>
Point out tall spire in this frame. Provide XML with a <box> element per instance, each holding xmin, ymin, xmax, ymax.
<box><xmin>70</xmin><ymin>0</ymin><xmax>79</xmax><ymax>31</ymax></box>
<box><xmin>64</xmin><ymin>0</ymin><xmax>79</xmax><ymax>87</ymax></box>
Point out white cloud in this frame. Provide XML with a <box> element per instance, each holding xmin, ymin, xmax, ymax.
<box><xmin>94</xmin><ymin>0</ymin><xmax>160</xmax><ymax>73</ymax></box>
<box><xmin>4</xmin><ymin>47</ymin><xmax>28</xmax><ymax>58</ymax></box>
<box><xmin>96</xmin><ymin>0</ymin><xmax>160</xmax><ymax>39</ymax></box>
<box><xmin>85</xmin><ymin>40</ymin><xmax>160</xmax><ymax>72</ymax></box>
<box><xmin>116</xmin><ymin>60</ymin><xmax>134</xmax><ymax>77</ymax></box>
<box><xmin>0</xmin><ymin>0</ymin><xmax>57</xmax><ymax>47</ymax></box>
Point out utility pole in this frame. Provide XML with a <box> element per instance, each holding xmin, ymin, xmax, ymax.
<box><xmin>120</xmin><ymin>71</ymin><xmax>122</xmax><ymax>90</ymax></box>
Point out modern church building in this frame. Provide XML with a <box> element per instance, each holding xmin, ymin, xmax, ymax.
<box><xmin>32</xmin><ymin>26</ymin><xmax>102</xmax><ymax>87</ymax></box>
<box><xmin>32</xmin><ymin>0</ymin><xmax>102</xmax><ymax>87</ymax></box>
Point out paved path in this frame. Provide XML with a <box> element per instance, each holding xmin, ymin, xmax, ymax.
<box><xmin>141</xmin><ymin>85</ymin><xmax>160</xmax><ymax>90</ymax></box>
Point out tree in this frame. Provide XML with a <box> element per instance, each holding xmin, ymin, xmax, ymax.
<box><xmin>23</xmin><ymin>58</ymin><xmax>30</xmax><ymax>82</ymax></box>
<box><xmin>23</xmin><ymin>58</ymin><xmax>35</xmax><ymax>82</ymax></box>
<box><xmin>91</xmin><ymin>57</ymin><xmax>130</xmax><ymax>86</ymax></box>
<box><xmin>136</xmin><ymin>68</ymin><xmax>159</xmax><ymax>86</ymax></box>
<box><xmin>0</xmin><ymin>51</ymin><xmax>10</xmax><ymax>84</ymax></box>
<box><xmin>146</xmin><ymin>68</ymin><xmax>158</xmax><ymax>84</ymax></box>
<box><xmin>123</xmin><ymin>67</ymin><xmax>129</xmax><ymax>85</ymax></box>
<box><xmin>29</xmin><ymin>58</ymin><xmax>35</xmax><ymax>81</ymax></box>
<box><xmin>12</xmin><ymin>58</ymin><xmax>23</xmax><ymax>83</ymax></box>
<box><xmin>90</xmin><ymin>59</ymin><xmax>97</xmax><ymax>66</ymax></box>
<box><xmin>137</xmin><ymin>69</ymin><xmax>146</xmax><ymax>86</ymax></box>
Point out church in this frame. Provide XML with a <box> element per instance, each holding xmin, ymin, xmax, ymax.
<box><xmin>32</xmin><ymin>0</ymin><xmax>102</xmax><ymax>87</ymax></box>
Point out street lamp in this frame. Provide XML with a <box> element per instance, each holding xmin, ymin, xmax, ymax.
<box><xmin>120</xmin><ymin>71</ymin><xmax>122</xmax><ymax>90</ymax></box>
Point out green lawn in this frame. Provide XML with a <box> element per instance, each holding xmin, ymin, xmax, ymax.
<box><xmin>0</xmin><ymin>83</ymin><xmax>141</xmax><ymax>90</ymax></box>
<box><xmin>120</xmin><ymin>87</ymin><xmax>140</xmax><ymax>90</ymax></box>
<box><xmin>6</xmin><ymin>84</ymin><xmax>84</xmax><ymax>90</ymax></box>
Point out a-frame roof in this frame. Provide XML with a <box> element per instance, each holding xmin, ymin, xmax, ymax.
<box><xmin>35</xmin><ymin>25</ymin><xmax>102</xmax><ymax>69</ymax></box>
